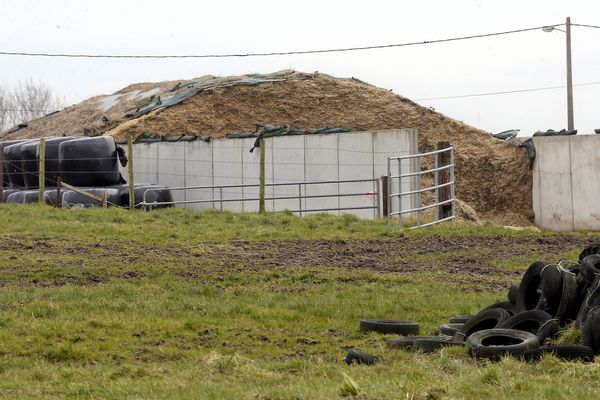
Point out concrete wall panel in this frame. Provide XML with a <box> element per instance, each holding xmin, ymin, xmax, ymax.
<box><xmin>271</xmin><ymin>135</ymin><xmax>305</xmax><ymax>212</ymax></box>
<box><xmin>570</xmin><ymin>136</ymin><xmax>600</xmax><ymax>230</ymax></box>
<box><xmin>373</xmin><ymin>129</ymin><xmax>415</xmax><ymax>216</ymax></box>
<box><xmin>157</xmin><ymin>143</ymin><xmax>185</xmax><ymax>203</ymax></box>
<box><xmin>304</xmin><ymin>134</ymin><xmax>339</xmax><ymax>213</ymax></box>
<box><xmin>127</xmin><ymin>129</ymin><xmax>417</xmax><ymax>219</ymax></box>
<box><xmin>133</xmin><ymin>143</ymin><xmax>159</xmax><ymax>185</ymax></box>
<box><xmin>533</xmin><ymin>137</ymin><xmax>573</xmax><ymax>231</ymax></box>
<box><xmin>339</xmin><ymin>132</ymin><xmax>377</xmax><ymax>218</ymax></box>
<box><xmin>212</xmin><ymin>139</ymin><xmax>244</xmax><ymax>212</ymax></box>
<box><xmin>184</xmin><ymin>140</ymin><xmax>214</xmax><ymax>211</ymax></box>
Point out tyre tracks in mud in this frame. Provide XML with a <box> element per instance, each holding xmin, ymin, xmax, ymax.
<box><xmin>0</xmin><ymin>234</ymin><xmax>594</xmax><ymax>289</ymax></box>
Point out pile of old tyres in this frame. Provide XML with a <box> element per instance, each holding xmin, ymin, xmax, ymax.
<box><xmin>1</xmin><ymin>136</ymin><xmax>173</xmax><ymax>208</ymax></box>
<box><xmin>348</xmin><ymin>243</ymin><xmax>600</xmax><ymax>365</ymax></box>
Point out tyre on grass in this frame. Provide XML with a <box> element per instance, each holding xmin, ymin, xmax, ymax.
<box><xmin>449</xmin><ymin>315</ymin><xmax>473</xmax><ymax>324</ymax></box>
<box><xmin>466</xmin><ymin>328</ymin><xmax>540</xmax><ymax>360</ymax></box>
<box><xmin>508</xmin><ymin>284</ymin><xmax>520</xmax><ymax>303</ymax></box>
<box><xmin>452</xmin><ymin>308</ymin><xmax>511</xmax><ymax>343</ymax></box>
<box><xmin>516</xmin><ymin>260</ymin><xmax>549</xmax><ymax>312</ymax></box>
<box><xmin>579</xmin><ymin>242</ymin><xmax>600</xmax><ymax>262</ymax></box>
<box><xmin>554</xmin><ymin>270</ymin><xmax>581</xmax><ymax>322</ymax></box>
<box><xmin>576</xmin><ymin>279</ymin><xmax>600</xmax><ymax>328</ymax></box>
<box><xmin>439</xmin><ymin>323</ymin><xmax>463</xmax><ymax>337</ymax></box>
<box><xmin>519</xmin><ymin>345</ymin><xmax>595</xmax><ymax>363</ymax></box>
<box><xmin>359</xmin><ymin>320</ymin><xmax>419</xmax><ymax>335</ymax></box>
<box><xmin>497</xmin><ymin>310</ymin><xmax>557</xmax><ymax>344</ymax></box>
<box><xmin>582</xmin><ymin>307</ymin><xmax>600</xmax><ymax>354</ymax></box>
<box><xmin>386</xmin><ymin>336</ymin><xmax>462</xmax><ymax>353</ymax></box>
<box><xmin>478</xmin><ymin>300</ymin><xmax>516</xmax><ymax>315</ymax></box>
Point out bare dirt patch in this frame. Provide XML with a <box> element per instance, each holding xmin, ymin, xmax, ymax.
<box><xmin>0</xmin><ymin>234</ymin><xmax>592</xmax><ymax>291</ymax></box>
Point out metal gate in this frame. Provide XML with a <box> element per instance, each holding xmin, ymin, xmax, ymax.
<box><xmin>387</xmin><ymin>146</ymin><xmax>456</xmax><ymax>230</ymax></box>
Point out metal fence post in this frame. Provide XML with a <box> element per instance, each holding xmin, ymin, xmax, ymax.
<box><xmin>450</xmin><ymin>147</ymin><xmax>456</xmax><ymax>218</ymax></box>
<box><xmin>386</xmin><ymin>159</ymin><xmax>391</xmax><ymax>231</ymax></box>
<box><xmin>219</xmin><ymin>187</ymin><xmax>223</xmax><ymax>211</ymax></box>
<box><xmin>38</xmin><ymin>138</ymin><xmax>46</xmax><ymax>205</ymax></box>
<box><xmin>381</xmin><ymin>175</ymin><xmax>388</xmax><ymax>218</ymax></box>
<box><xmin>415</xmin><ymin>155</ymin><xmax>421</xmax><ymax>227</ymax></box>
<box><xmin>397</xmin><ymin>159</ymin><xmax>403</xmax><ymax>229</ymax></box>
<box><xmin>436</xmin><ymin>142</ymin><xmax>452</xmax><ymax>220</ymax></box>
<box><xmin>375</xmin><ymin>178</ymin><xmax>381</xmax><ymax>218</ymax></box>
<box><xmin>259</xmin><ymin>138</ymin><xmax>266</xmax><ymax>214</ymax></box>
<box><xmin>434</xmin><ymin>150</ymin><xmax>439</xmax><ymax>221</ymax></box>
<box><xmin>128</xmin><ymin>136</ymin><xmax>135</xmax><ymax>210</ymax></box>
<box><xmin>298</xmin><ymin>183</ymin><xmax>302</xmax><ymax>216</ymax></box>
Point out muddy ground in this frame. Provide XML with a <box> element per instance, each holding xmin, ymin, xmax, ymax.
<box><xmin>0</xmin><ymin>234</ymin><xmax>594</xmax><ymax>291</ymax></box>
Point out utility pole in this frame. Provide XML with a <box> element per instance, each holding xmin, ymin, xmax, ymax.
<box><xmin>566</xmin><ymin>17</ymin><xmax>574</xmax><ymax>131</ymax></box>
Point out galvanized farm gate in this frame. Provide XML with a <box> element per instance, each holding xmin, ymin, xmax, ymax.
<box><xmin>386</xmin><ymin>144</ymin><xmax>456</xmax><ymax>230</ymax></box>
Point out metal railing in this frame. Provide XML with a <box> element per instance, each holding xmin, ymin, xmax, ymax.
<box><xmin>141</xmin><ymin>178</ymin><xmax>381</xmax><ymax>216</ymax></box>
<box><xmin>387</xmin><ymin>146</ymin><xmax>456</xmax><ymax>230</ymax></box>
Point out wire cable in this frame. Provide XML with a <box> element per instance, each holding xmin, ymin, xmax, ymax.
<box><xmin>572</xmin><ymin>23</ymin><xmax>600</xmax><ymax>29</ymax></box>
<box><xmin>415</xmin><ymin>81</ymin><xmax>600</xmax><ymax>101</ymax></box>
<box><xmin>0</xmin><ymin>24</ymin><xmax>563</xmax><ymax>59</ymax></box>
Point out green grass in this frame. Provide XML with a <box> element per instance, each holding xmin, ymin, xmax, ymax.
<box><xmin>0</xmin><ymin>205</ymin><xmax>598</xmax><ymax>399</ymax></box>
<box><xmin>0</xmin><ymin>204</ymin><xmax>557</xmax><ymax>244</ymax></box>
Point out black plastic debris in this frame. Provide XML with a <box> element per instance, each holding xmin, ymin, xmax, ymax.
<box><xmin>519</xmin><ymin>138</ymin><xmax>536</xmax><ymax>169</ymax></box>
<box><xmin>491</xmin><ymin>129</ymin><xmax>519</xmax><ymax>141</ymax></box>
<box><xmin>533</xmin><ymin>129</ymin><xmax>577</xmax><ymax>137</ymax></box>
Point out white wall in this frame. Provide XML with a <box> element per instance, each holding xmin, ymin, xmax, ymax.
<box><xmin>123</xmin><ymin>129</ymin><xmax>418</xmax><ymax>219</ymax></box>
<box><xmin>533</xmin><ymin>135</ymin><xmax>600</xmax><ymax>231</ymax></box>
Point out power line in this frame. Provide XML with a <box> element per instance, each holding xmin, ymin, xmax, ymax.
<box><xmin>2</xmin><ymin>80</ymin><xmax>599</xmax><ymax>112</ymax></box>
<box><xmin>414</xmin><ymin>81</ymin><xmax>600</xmax><ymax>101</ymax></box>
<box><xmin>0</xmin><ymin>109</ymin><xmax>52</xmax><ymax>112</ymax></box>
<box><xmin>572</xmin><ymin>23</ymin><xmax>600</xmax><ymax>29</ymax></box>
<box><xmin>0</xmin><ymin>24</ymin><xmax>563</xmax><ymax>59</ymax></box>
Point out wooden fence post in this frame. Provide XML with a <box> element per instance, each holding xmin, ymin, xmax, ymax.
<box><xmin>381</xmin><ymin>175</ymin><xmax>388</xmax><ymax>217</ymax></box>
<box><xmin>436</xmin><ymin>141</ymin><xmax>452</xmax><ymax>220</ymax></box>
<box><xmin>38</xmin><ymin>138</ymin><xmax>46</xmax><ymax>205</ymax></box>
<box><xmin>56</xmin><ymin>176</ymin><xmax>62</xmax><ymax>208</ymax></box>
<box><xmin>259</xmin><ymin>138</ymin><xmax>265</xmax><ymax>214</ymax></box>
<box><xmin>128</xmin><ymin>136</ymin><xmax>135</xmax><ymax>210</ymax></box>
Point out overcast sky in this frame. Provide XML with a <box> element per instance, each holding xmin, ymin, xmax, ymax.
<box><xmin>1</xmin><ymin>0</ymin><xmax>598</xmax><ymax>135</ymax></box>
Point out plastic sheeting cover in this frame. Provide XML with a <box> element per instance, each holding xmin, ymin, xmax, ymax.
<box><xmin>519</xmin><ymin>138</ymin><xmax>536</xmax><ymax>169</ymax></box>
<box><xmin>533</xmin><ymin>129</ymin><xmax>577</xmax><ymax>137</ymax></box>
<box><xmin>491</xmin><ymin>129</ymin><xmax>519</xmax><ymax>141</ymax></box>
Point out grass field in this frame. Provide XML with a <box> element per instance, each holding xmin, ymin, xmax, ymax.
<box><xmin>0</xmin><ymin>204</ymin><xmax>598</xmax><ymax>399</ymax></box>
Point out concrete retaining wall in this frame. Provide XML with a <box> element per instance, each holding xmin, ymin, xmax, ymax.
<box><xmin>122</xmin><ymin>129</ymin><xmax>418</xmax><ymax>218</ymax></box>
<box><xmin>533</xmin><ymin>135</ymin><xmax>600</xmax><ymax>231</ymax></box>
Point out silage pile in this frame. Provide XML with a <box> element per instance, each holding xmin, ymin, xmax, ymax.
<box><xmin>3</xmin><ymin>70</ymin><xmax>533</xmax><ymax>225</ymax></box>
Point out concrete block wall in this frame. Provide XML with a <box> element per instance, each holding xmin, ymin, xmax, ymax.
<box><xmin>533</xmin><ymin>135</ymin><xmax>600</xmax><ymax>231</ymax></box>
<box><xmin>123</xmin><ymin>129</ymin><xmax>418</xmax><ymax>219</ymax></box>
